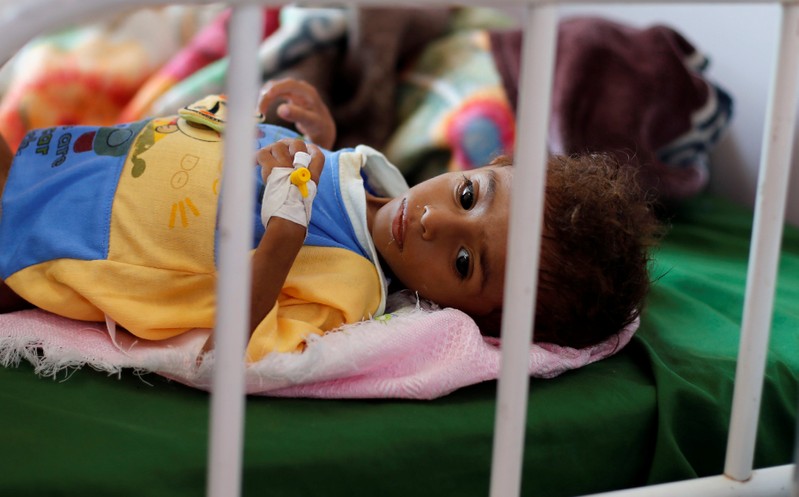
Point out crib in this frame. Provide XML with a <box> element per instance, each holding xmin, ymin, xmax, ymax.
<box><xmin>0</xmin><ymin>1</ymin><xmax>797</xmax><ymax>496</ymax></box>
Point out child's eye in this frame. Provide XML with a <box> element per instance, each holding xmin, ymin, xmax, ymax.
<box><xmin>455</xmin><ymin>248</ymin><xmax>471</xmax><ymax>279</ymax></box>
<box><xmin>459</xmin><ymin>177</ymin><xmax>475</xmax><ymax>210</ymax></box>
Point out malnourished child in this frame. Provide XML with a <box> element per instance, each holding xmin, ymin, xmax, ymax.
<box><xmin>0</xmin><ymin>79</ymin><xmax>659</xmax><ymax>362</ymax></box>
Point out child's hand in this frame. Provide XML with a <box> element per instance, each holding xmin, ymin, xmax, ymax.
<box><xmin>258</xmin><ymin>78</ymin><xmax>336</xmax><ymax>150</ymax></box>
<box><xmin>256</xmin><ymin>138</ymin><xmax>324</xmax><ymax>229</ymax></box>
<box><xmin>256</xmin><ymin>138</ymin><xmax>324</xmax><ymax>185</ymax></box>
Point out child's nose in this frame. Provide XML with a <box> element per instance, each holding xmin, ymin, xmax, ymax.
<box><xmin>420</xmin><ymin>205</ymin><xmax>464</xmax><ymax>241</ymax></box>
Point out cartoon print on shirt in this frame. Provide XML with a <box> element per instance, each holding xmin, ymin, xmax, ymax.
<box><xmin>72</xmin><ymin>120</ymin><xmax>149</xmax><ymax>158</ymax></box>
<box><xmin>129</xmin><ymin>118</ymin><xmax>180</xmax><ymax>178</ymax></box>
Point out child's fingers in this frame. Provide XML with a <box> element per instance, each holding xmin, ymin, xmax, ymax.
<box><xmin>284</xmin><ymin>138</ymin><xmax>310</xmax><ymax>159</ymax></box>
<box><xmin>256</xmin><ymin>138</ymin><xmax>323</xmax><ymax>184</ymax></box>
<box><xmin>256</xmin><ymin>140</ymin><xmax>294</xmax><ymax>182</ymax></box>
<box><xmin>304</xmin><ymin>144</ymin><xmax>324</xmax><ymax>184</ymax></box>
<box><xmin>256</xmin><ymin>141</ymin><xmax>291</xmax><ymax>167</ymax></box>
<box><xmin>277</xmin><ymin>102</ymin><xmax>335</xmax><ymax>149</ymax></box>
<box><xmin>258</xmin><ymin>78</ymin><xmax>317</xmax><ymax>114</ymax></box>
<box><xmin>259</xmin><ymin>78</ymin><xmax>336</xmax><ymax>149</ymax></box>
<box><xmin>278</xmin><ymin>104</ymin><xmax>319</xmax><ymax>132</ymax></box>
<box><xmin>274</xmin><ymin>98</ymin><xmax>327</xmax><ymax>132</ymax></box>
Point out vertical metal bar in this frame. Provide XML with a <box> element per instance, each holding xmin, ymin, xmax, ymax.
<box><xmin>206</xmin><ymin>5</ymin><xmax>261</xmax><ymax>497</ymax></box>
<box><xmin>793</xmin><ymin>409</ymin><xmax>799</xmax><ymax>497</ymax></box>
<box><xmin>489</xmin><ymin>3</ymin><xmax>557</xmax><ymax>497</ymax></box>
<box><xmin>724</xmin><ymin>2</ymin><xmax>799</xmax><ymax>483</ymax></box>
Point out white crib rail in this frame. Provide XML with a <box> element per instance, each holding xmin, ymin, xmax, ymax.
<box><xmin>0</xmin><ymin>2</ymin><xmax>796</xmax><ymax>497</ymax></box>
<box><xmin>585</xmin><ymin>465</ymin><xmax>796</xmax><ymax>497</ymax></box>
<box><xmin>206</xmin><ymin>6</ymin><xmax>262</xmax><ymax>497</ymax></box>
<box><xmin>724</xmin><ymin>1</ymin><xmax>799</xmax><ymax>485</ymax></box>
<box><xmin>488</xmin><ymin>5</ymin><xmax>556</xmax><ymax>496</ymax></box>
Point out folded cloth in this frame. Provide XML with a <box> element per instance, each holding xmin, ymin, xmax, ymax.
<box><xmin>0</xmin><ymin>301</ymin><xmax>638</xmax><ymax>400</ymax></box>
<box><xmin>489</xmin><ymin>16</ymin><xmax>733</xmax><ymax>203</ymax></box>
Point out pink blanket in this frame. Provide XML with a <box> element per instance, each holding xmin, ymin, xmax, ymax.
<box><xmin>0</xmin><ymin>303</ymin><xmax>637</xmax><ymax>399</ymax></box>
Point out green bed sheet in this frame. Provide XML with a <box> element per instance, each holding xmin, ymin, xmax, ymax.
<box><xmin>1</xmin><ymin>194</ymin><xmax>797</xmax><ymax>497</ymax></box>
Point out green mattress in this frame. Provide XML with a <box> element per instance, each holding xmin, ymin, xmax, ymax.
<box><xmin>1</xmin><ymin>194</ymin><xmax>797</xmax><ymax>497</ymax></box>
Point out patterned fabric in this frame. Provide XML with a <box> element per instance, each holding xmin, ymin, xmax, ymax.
<box><xmin>0</xmin><ymin>7</ymin><xmax>224</xmax><ymax>151</ymax></box>
<box><xmin>119</xmin><ymin>8</ymin><xmax>280</xmax><ymax>122</ymax></box>
<box><xmin>136</xmin><ymin>7</ymin><xmax>349</xmax><ymax>120</ymax></box>
<box><xmin>386</xmin><ymin>16</ymin><xmax>733</xmax><ymax>200</ymax></box>
<box><xmin>386</xmin><ymin>30</ymin><xmax>515</xmax><ymax>183</ymax></box>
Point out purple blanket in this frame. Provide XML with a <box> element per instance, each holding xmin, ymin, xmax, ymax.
<box><xmin>490</xmin><ymin>17</ymin><xmax>733</xmax><ymax>204</ymax></box>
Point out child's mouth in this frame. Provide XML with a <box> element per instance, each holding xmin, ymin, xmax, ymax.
<box><xmin>392</xmin><ymin>198</ymin><xmax>407</xmax><ymax>250</ymax></box>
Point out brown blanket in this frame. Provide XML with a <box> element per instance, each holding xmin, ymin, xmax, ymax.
<box><xmin>265</xmin><ymin>7</ymin><xmax>452</xmax><ymax>151</ymax></box>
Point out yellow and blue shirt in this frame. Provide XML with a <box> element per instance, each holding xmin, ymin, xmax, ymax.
<box><xmin>0</xmin><ymin>115</ymin><xmax>408</xmax><ymax>361</ymax></box>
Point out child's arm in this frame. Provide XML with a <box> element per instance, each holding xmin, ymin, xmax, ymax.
<box><xmin>248</xmin><ymin>216</ymin><xmax>305</xmax><ymax>332</ymax></box>
<box><xmin>200</xmin><ymin>138</ymin><xmax>324</xmax><ymax>358</ymax></box>
<box><xmin>248</xmin><ymin>138</ymin><xmax>324</xmax><ymax>329</ymax></box>
<box><xmin>258</xmin><ymin>78</ymin><xmax>336</xmax><ymax>150</ymax></box>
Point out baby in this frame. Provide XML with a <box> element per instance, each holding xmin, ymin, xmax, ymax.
<box><xmin>0</xmin><ymin>79</ymin><xmax>659</xmax><ymax>361</ymax></box>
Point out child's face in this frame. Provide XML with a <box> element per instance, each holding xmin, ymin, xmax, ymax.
<box><xmin>371</xmin><ymin>165</ymin><xmax>511</xmax><ymax>317</ymax></box>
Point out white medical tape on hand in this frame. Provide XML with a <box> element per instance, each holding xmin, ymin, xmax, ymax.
<box><xmin>260</xmin><ymin>152</ymin><xmax>317</xmax><ymax>228</ymax></box>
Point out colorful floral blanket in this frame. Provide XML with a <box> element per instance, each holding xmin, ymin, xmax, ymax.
<box><xmin>390</xmin><ymin>16</ymin><xmax>733</xmax><ymax>200</ymax></box>
<box><xmin>0</xmin><ymin>5</ymin><xmax>452</xmax><ymax>155</ymax></box>
<box><xmin>0</xmin><ymin>6</ymin><xmax>227</xmax><ymax>150</ymax></box>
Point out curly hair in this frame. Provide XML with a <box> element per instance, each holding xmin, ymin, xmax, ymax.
<box><xmin>476</xmin><ymin>153</ymin><xmax>661</xmax><ymax>349</ymax></box>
